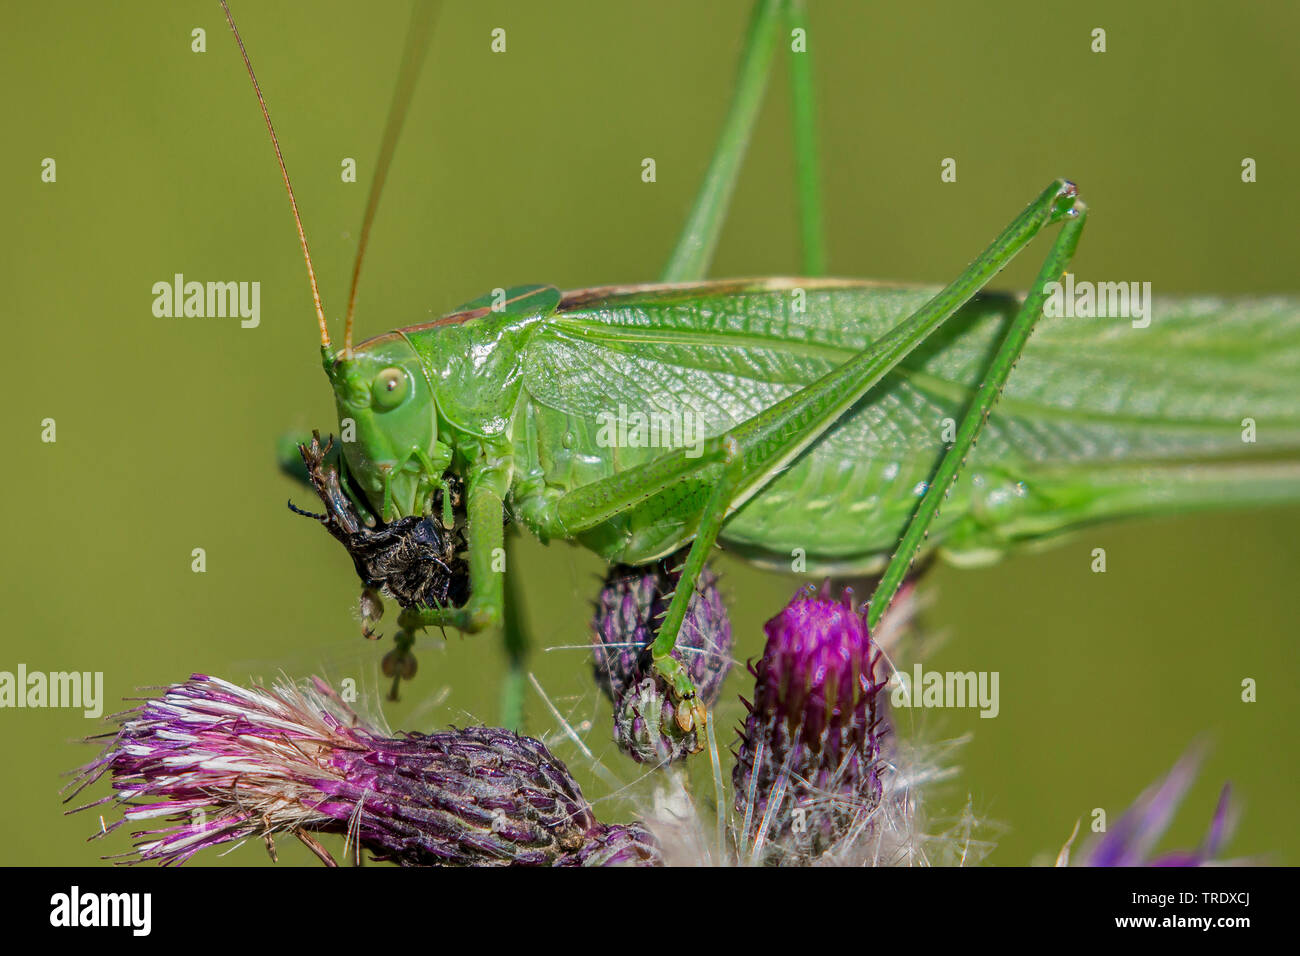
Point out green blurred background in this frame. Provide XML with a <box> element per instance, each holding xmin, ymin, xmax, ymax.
<box><xmin>3</xmin><ymin>0</ymin><xmax>1297</xmax><ymax>866</ymax></box>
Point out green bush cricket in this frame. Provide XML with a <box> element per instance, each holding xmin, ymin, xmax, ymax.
<box><xmin>222</xmin><ymin>0</ymin><xmax>1300</xmax><ymax>751</ymax></box>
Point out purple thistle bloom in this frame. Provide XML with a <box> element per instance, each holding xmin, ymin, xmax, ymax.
<box><xmin>67</xmin><ymin>674</ymin><xmax>661</xmax><ymax>867</ymax></box>
<box><xmin>1073</xmin><ymin>747</ymin><xmax>1238</xmax><ymax>867</ymax></box>
<box><xmin>733</xmin><ymin>582</ymin><xmax>889</xmax><ymax>862</ymax></box>
<box><xmin>591</xmin><ymin>560</ymin><xmax>732</xmax><ymax>764</ymax></box>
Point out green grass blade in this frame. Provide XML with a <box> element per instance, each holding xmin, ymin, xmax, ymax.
<box><xmin>661</xmin><ymin>0</ymin><xmax>783</xmax><ymax>282</ymax></box>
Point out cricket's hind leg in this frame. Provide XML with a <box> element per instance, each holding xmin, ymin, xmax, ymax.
<box><xmin>547</xmin><ymin>182</ymin><xmax>1086</xmax><ymax>746</ymax></box>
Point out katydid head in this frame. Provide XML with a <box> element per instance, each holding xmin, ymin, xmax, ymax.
<box><xmin>325</xmin><ymin>336</ymin><xmax>448</xmax><ymax>521</ymax></box>
<box><xmin>221</xmin><ymin>0</ymin><xmax>448</xmax><ymax>522</ymax></box>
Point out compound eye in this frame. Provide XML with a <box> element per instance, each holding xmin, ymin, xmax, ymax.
<box><xmin>372</xmin><ymin>367</ymin><xmax>411</xmax><ymax>410</ymax></box>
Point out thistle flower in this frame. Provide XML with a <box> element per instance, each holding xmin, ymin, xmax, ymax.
<box><xmin>590</xmin><ymin>560</ymin><xmax>732</xmax><ymax>763</ymax></box>
<box><xmin>732</xmin><ymin>582</ymin><xmax>889</xmax><ymax>863</ymax></box>
<box><xmin>1065</xmin><ymin>747</ymin><xmax>1239</xmax><ymax>867</ymax></box>
<box><xmin>68</xmin><ymin>674</ymin><xmax>661</xmax><ymax>867</ymax></box>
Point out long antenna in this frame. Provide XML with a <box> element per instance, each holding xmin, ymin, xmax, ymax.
<box><xmin>220</xmin><ymin>0</ymin><xmax>331</xmax><ymax>350</ymax></box>
<box><xmin>343</xmin><ymin>1</ymin><xmax>442</xmax><ymax>355</ymax></box>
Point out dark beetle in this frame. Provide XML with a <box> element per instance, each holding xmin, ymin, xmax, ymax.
<box><xmin>290</xmin><ymin>433</ymin><xmax>470</xmax><ymax>633</ymax></box>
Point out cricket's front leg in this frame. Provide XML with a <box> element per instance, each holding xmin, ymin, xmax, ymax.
<box><xmin>397</xmin><ymin>466</ymin><xmax>508</xmax><ymax>636</ymax></box>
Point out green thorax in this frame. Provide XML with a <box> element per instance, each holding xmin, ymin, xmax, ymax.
<box><xmin>324</xmin><ymin>285</ymin><xmax>559</xmax><ymax>520</ymax></box>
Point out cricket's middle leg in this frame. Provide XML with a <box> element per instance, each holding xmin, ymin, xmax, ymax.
<box><xmin>550</xmin><ymin>181</ymin><xmax>1087</xmax><ymax>722</ymax></box>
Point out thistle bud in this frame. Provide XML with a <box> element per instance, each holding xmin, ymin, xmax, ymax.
<box><xmin>571</xmin><ymin>822</ymin><xmax>663</xmax><ymax>866</ymax></box>
<box><xmin>733</xmin><ymin>582</ymin><xmax>888</xmax><ymax>862</ymax></box>
<box><xmin>68</xmin><ymin>674</ymin><xmax>661</xmax><ymax>867</ymax></box>
<box><xmin>590</xmin><ymin>560</ymin><xmax>732</xmax><ymax>763</ymax></box>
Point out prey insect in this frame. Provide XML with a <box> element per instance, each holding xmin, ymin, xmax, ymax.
<box><xmin>223</xmin><ymin>1</ymin><xmax>1300</xmax><ymax>747</ymax></box>
<box><xmin>289</xmin><ymin>432</ymin><xmax>470</xmax><ymax>628</ymax></box>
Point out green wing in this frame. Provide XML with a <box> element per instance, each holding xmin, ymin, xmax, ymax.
<box><xmin>521</xmin><ymin>279</ymin><xmax>1300</xmax><ymax>571</ymax></box>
